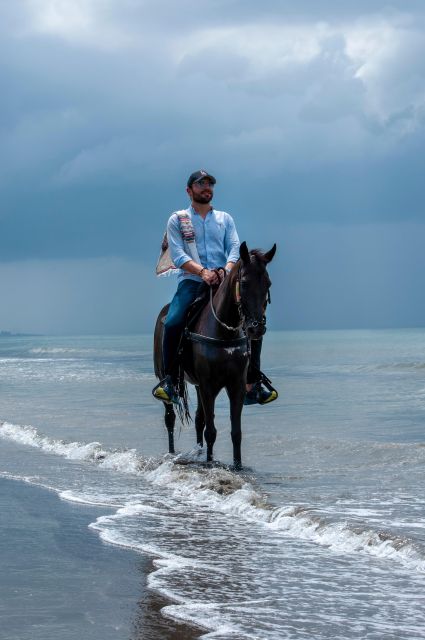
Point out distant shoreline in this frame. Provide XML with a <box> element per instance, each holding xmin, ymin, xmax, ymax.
<box><xmin>0</xmin><ymin>331</ymin><xmax>41</xmax><ymax>337</ymax></box>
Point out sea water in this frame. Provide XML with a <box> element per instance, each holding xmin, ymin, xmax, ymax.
<box><xmin>1</xmin><ymin>330</ymin><xmax>425</xmax><ymax>639</ymax></box>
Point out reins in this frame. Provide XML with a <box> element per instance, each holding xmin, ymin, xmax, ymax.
<box><xmin>209</xmin><ymin>285</ymin><xmax>241</xmax><ymax>332</ymax></box>
<box><xmin>209</xmin><ymin>265</ymin><xmax>270</xmax><ymax>334</ymax></box>
<box><xmin>186</xmin><ymin>258</ymin><xmax>272</xmax><ymax>348</ymax></box>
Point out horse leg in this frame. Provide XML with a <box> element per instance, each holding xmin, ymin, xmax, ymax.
<box><xmin>163</xmin><ymin>402</ymin><xmax>176</xmax><ymax>454</ymax></box>
<box><xmin>194</xmin><ymin>386</ymin><xmax>205</xmax><ymax>448</ymax></box>
<box><xmin>198</xmin><ymin>388</ymin><xmax>217</xmax><ymax>463</ymax></box>
<box><xmin>226</xmin><ymin>384</ymin><xmax>245</xmax><ymax>470</ymax></box>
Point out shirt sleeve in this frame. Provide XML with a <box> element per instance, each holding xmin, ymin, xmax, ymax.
<box><xmin>224</xmin><ymin>213</ymin><xmax>240</xmax><ymax>263</ymax></box>
<box><xmin>167</xmin><ymin>214</ymin><xmax>193</xmax><ymax>269</ymax></box>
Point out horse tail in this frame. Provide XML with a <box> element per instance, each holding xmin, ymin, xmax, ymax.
<box><xmin>177</xmin><ymin>365</ymin><xmax>192</xmax><ymax>425</ymax></box>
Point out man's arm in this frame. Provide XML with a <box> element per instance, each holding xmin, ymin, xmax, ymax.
<box><xmin>224</xmin><ymin>214</ymin><xmax>240</xmax><ymax>267</ymax></box>
<box><xmin>180</xmin><ymin>259</ymin><xmax>219</xmax><ymax>285</ymax></box>
<box><xmin>225</xmin><ymin>261</ymin><xmax>236</xmax><ymax>273</ymax></box>
<box><xmin>167</xmin><ymin>215</ymin><xmax>219</xmax><ymax>285</ymax></box>
<box><xmin>167</xmin><ymin>214</ymin><xmax>193</xmax><ymax>269</ymax></box>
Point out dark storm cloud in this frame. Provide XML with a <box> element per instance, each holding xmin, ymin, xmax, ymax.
<box><xmin>1</xmin><ymin>2</ymin><xmax>424</xmax><ymax>203</ymax></box>
<box><xmin>1</xmin><ymin>1</ymin><xmax>425</xmax><ymax>332</ymax></box>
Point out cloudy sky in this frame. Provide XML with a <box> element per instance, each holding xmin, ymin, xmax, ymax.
<box><xmin>1</xmin><ymin>0</ymin><xmax>424</xmax><ymax>334</ymax></box>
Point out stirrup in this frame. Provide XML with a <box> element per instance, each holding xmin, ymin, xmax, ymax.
<box><xmin>244</xmin><ymin>373</ymin><xmax>278</xmax><ymax>406</ymax></box>
<box><xmin>257</xmin><ymin>372</ymin><xmax>278</xmax><ymax>404</ymax></box>
<box><xmin>152</xmin><ymin>376</ymin><xmax>179</xmax><ymax>405</ymax></box>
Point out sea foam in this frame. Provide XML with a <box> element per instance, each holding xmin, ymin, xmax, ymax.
<box><xmin>1</xmin><ymin>419</ymin><xmax>425</xmax><ymax>575</ymax></box>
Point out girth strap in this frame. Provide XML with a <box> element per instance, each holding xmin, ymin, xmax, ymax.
<box><xmin>185</xmin><ymin>329</ymin><xmax>248</xmax><ymax>348</ymax></box>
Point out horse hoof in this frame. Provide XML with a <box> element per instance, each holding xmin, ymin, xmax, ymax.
<box><xmin>232</xmin><ymin>461</ymin><xmax>243</xmax><ymax>472</ymax></box>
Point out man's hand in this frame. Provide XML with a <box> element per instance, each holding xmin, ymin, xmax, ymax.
<box><xmin>200</xmin><ymin>268</ymin><xmax>220</xmax><ymax>286</ymax></box>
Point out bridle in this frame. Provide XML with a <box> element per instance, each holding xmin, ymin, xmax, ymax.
<box><xmin>209</xmin><ymin>265</ymin><xmax>270</xmax><ymax>334</ymax></box>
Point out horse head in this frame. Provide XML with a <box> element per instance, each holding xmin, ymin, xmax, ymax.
<box><xmin>238</xmin><ymin>241</ymin><xmax>276</xmax><ymax>340</ymax></box>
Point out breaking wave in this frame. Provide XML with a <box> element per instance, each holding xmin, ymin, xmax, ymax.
<box><xmin>1</xmin><ymin>419</ymin><xmax>425</xmax><ymax>576</ymax></box>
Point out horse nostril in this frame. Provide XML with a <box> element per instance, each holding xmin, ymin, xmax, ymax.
<box><xmin>247</xmin><ymin>325</ymin><xmax>266</xmax><ymax>339</ymax></box>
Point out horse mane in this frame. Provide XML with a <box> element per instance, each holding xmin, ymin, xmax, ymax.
<box><xmin>249</xmin><ymin>248</ymin><xmax>269</xmax><ymax>264</ymax></box>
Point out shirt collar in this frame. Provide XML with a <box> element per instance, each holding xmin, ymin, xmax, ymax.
<box><xmin>190</xmin><ymin>205</ymin><xmax>213</xmax><ymax>216</ymax></box>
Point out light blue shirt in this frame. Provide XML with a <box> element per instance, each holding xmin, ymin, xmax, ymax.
<box><xmin>167</xmin><ymin>205</ymin><xmax>240</xmax><ymax>282</ymax></box>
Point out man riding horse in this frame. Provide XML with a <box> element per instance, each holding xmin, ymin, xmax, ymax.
<box><xmin>152</xmin><ymin>169</ymin><xmax>278</xmax><ymax>407</ymax></box>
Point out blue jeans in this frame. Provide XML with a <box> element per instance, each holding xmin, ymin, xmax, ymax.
<box><xmin>163</xmin><ymin>279</ymin><xmax>206</xmax><ymax>375</ymax></box>
<box><xmin>162</xmin><ymin>278</ymin><xmax>263</xmax><ymax>382</ymax></box>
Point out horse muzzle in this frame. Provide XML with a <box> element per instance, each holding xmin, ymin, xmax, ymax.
<box><xmin>245</xmin><ymin>318</ymin><xmax>267</xmax><ymax>340</ymax></box>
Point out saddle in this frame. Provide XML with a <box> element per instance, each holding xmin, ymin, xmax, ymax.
<box><xmin>185</xmin><ymin>284</ymin><xmax>211</xmax><ymax>330</ymax></box>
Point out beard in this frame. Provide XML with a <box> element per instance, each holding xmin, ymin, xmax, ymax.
<box><xmin>192</xmin><ymin>190</ymin><xmax>213</xmax><ymax>205</ymax></box>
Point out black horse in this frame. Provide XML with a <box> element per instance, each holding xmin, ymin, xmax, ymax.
<box><xmin>153</xmin><ymin>241</ymin><xmax>276</xmax><ymax>469</ymax></box>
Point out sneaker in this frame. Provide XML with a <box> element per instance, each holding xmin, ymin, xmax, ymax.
<box><xmin>152</xmin><ymin>375</ymin><xmax>180</xmax><ymax>405</ymax></box>
<box><xmin>244</xmin><ymin>382</ymin><xmax>278</xmax><ymax>406</ymax></box>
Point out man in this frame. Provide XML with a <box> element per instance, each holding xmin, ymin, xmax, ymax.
<box><xmin>153</xmin><ymin>169</ymin><xmax>277</xmax><ymax>406</ymax></box>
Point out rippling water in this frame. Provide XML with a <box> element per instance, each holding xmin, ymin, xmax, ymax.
<box><xmin>1</xmin><ymin>330</ymin><xmax>425</xmax><ymax>638</ymax></box>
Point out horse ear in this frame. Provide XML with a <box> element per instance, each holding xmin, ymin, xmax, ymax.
<box><xmin>240</xmin><ymin>241</ymin><xmax>250</xmax><ymax>264</ymax></box>
<box><xmin>263</xmin><ymin>244</ymin><xmax>276</xmax><ymax>263</ymax></box>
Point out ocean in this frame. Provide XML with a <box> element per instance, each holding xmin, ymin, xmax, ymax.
<box><xmin>1</xmin><ymin>329</ymin><xmax>425</xmax><ymax>639</ymax></box>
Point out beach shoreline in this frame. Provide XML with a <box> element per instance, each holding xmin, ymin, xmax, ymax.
<box><xmin>0</xmin><ymin>476</ymin><xmax>201</xmax><ymax>640</ymax></box>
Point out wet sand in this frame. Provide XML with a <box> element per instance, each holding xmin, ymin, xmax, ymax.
<box><xmin>0</xmin><ymin>477</ymin><xmax>200</xmax><ymax>640</ymax></box>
